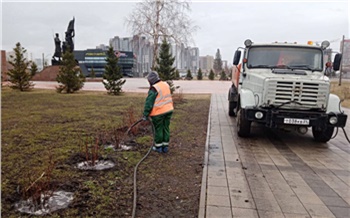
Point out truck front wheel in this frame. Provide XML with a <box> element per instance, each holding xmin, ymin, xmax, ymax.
<box><xmin>312</xmin><ymin>126</ymin><xmax>334</xmax><ymax>142</ymax></box>
<box><xmin>237</xmin><ymin>107</ymin><xmax>251</xmax><ymax>137</ymax></box>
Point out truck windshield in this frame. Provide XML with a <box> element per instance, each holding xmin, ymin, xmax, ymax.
<box><xmin>247</xmin><ymin>46</ymin><xmax>323</xmax><ymax>72</ymax></box>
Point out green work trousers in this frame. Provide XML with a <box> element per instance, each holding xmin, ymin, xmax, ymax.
<box><xmin>151</xmin><ymin>111</ymin><xmax>173</xmax><ymax>148</ymax></box>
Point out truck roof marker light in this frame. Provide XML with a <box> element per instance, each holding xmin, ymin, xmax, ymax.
<box><xmin>307</xmin><ymin>41</ymin><xmax>313</xmax><ymax>45</ymax></box>
<box><xmin>244</xmin><ymin>39</ymin><xmax>253</xmax><ymax>47</ymax></box>
<box><xmin>321</xmin><ymin>41</ymin><xmax>330</xmax><ymax>50</ymax></box>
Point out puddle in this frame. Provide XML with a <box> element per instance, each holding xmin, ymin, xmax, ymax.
<box><xmin>104</xmin><ymin>144</ymin><xmax>133</xmax><ymax>151</ymax></box>
<box><xmin>15</xmin><ymin>190</ymin><xmax>73</xmax><ymax>215</ymax></box>
<box><xmin>76</xmin><ymin>160</ymin><xmax>115</xmax><ymax>170</ymax></box>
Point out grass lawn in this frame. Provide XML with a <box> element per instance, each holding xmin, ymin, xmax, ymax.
<box><xmin>330</xmin><ymin>80</ymin><xmax>350</xmax><ymax>108</ymax></box>
<box><xmin>1</xmin><ymin>87</ymin><xmax>210</xmax><ymax>217</ymax></box>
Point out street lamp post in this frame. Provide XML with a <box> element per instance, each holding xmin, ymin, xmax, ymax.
<box><xmin>339</xmin><ymin>35</ymin><xmax>345</xmax><ymax>86</ymax></box>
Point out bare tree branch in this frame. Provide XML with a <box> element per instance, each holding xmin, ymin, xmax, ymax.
<box><xmin>125</xmin><ymin>0</ymin><xmax>198</xmax><ymax>69</ymax></box>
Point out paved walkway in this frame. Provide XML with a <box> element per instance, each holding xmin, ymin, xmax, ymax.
<box><xmin>199</xmin><ymin>94</ymin><xmax>350</xmax><ymax>218</ymax></box>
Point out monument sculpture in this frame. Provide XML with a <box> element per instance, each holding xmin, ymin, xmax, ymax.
<box><xmin>52</xmin><ymin>17</ymin><xmax>75</xmax><ymax>65</ymax></box>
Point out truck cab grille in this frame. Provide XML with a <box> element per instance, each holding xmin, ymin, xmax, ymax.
<box><xmin>265</xmin><ymin>80</ymin><xmax>329</xmax><ymax>109</ymax></box>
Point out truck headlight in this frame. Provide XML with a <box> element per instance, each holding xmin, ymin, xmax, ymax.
<box><xmin>329</xmin><ymin>116</ymin><xmax>338</xmax><ymax>125</ymax></box>
<box><xmin>255</xmin><ymin>111</ymin><xmax>264</xmax><ymax>119</ymax></box>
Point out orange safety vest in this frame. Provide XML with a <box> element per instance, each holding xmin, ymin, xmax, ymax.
<box><xmin>150</xmin><ymin>81</ymin><xmax>174</xmax><ymax>116</ymax></box>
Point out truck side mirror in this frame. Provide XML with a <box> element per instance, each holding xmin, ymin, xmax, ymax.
<box><xmin>333</xmin><ymin>53</ymin><xmax>342</xmax><ymax>71</ymax></box>
<box><xmin>233</xmin><ymin>50</ymin><xmax>241</xmax><ymax>65</ymax></box>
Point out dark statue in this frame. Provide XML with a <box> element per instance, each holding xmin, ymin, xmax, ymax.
<box><xmin>53</xmin><ymin>33</ymin><xmax>62</xmax><ymax>60</ymax></box>
<box><xmin>52</xmin><ymin>17</ymin><xmax>75</xmax><ymax>65</ymax></box>
<box><xmin>65</xmin><ymin>17</ymin><xmax>75</xmax><ymax>52</ymax></box>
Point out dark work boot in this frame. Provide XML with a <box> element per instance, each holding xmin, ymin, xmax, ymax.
<box><xmin>162</xmin><ymin>146</ymin><xmax>169</xmax><ymax>153</ymax></box>
<box><xmin>152</xmin><ymin>146</ymin><xmax>163</xmax><ymax>153</ymax></box>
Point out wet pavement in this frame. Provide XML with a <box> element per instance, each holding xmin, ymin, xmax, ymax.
<box><xmin>199</xmin><ymin>94</ymin><xmax>350</xmax><ymax>218</ymax></box>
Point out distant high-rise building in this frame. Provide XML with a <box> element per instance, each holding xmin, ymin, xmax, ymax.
<box><xmin>109</xmin><ymin>35</ymin><xmax>200</xmax><ymax>77</ymax></box>
<box><xmin>96</xmin><ymin>44</ymin><xmax>108</xmax><ymax>50</ymax></box>
<box><xmin>199</xmin><ymin>55</ymin><xmax>214</xmax><ymax>74</ymax></box>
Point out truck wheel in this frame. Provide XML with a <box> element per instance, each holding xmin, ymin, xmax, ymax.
<box><xmin>312</xmin><ymin>126</ymin><xmax>334</xmax><ymax>142</ymax></box>
<box><xmin>237</xmin><ymin>107</ymin><xmax>251</xmax><ymax>137</ymax></box>
<box><xmin>229</xmin><ymin>101</ymin><xmax>237</xmax><ymax>117</ymax></box>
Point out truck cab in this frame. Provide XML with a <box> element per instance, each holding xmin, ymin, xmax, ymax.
<box><xmin>228</xmin><ymin>39</ymin><xmax>347</xmax><ymax>142</ymax></box>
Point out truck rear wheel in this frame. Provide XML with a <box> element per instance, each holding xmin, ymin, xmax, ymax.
<box><xmin>237</xmin><ymin>107</ymin><xmax>251</xmax><ymax>137</ymax></box>
<box><xmin>229</xmin><ymin>101</ymin><xmax>237</xmax><ymax>117</ymax></box>
<box><xmin>312</xmin><ymin>126</ymin><xmax>334</xmax><ymax>142</ymax></box>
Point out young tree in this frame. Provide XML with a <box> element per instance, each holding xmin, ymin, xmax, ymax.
<box><xmin>209</xmin><ymin>69</ymin><xmax>215</xmax><ymax>80</ymax></box>
<box><xmin>220</xmin><ymin>70</ymin><xmax>227</xmax><ymax>80</ymax></box>
<box><xmin>56</xmin><ymin>50</ymin><xmax>85</xmax><ymax>93</ymax></box>
<box><xmin>89</xmin><ymin>66</ymin><xmax>96</xmax><ymax>79</ymax></box>
<box><xmin>186</xmin><ymin>69</ymin><xmax>192</xmax><ymax>80</ymax></box>
<box><xmin>197</xmin><ymin>68</ymin><xmax>203</xmax><ymax>80</ymax></box>
<box><xmin>154</xmin><ymin>38</ymin><xmax>176</xmax><ymax>92</ymax></box>
<box><xmin>174</xmin><ymin>69</ymin><xmax>180</xmax><ymax>80</ymax></box>
<box><xmin>7</xmin><ymin>42</ymin><xmax>34</xmax><ymax>91</ymax></box>
<box><xmin>125</xmin><ymin>0</ymin><xmax>198</xmax><ymax>69</ymax></box>
<box><xmin>102</xmin><ymin>46</ymin><xmax>126</xmax><ymax>95</ymax></box>
<box><xmin>213</xmin><ymin>48</ymin><xmax>223</xmax><ymax>75</ymax></box>
<box><xmin>30</xmin><ymin>62</ymin><xmax>39</xmax><ymax>77</ymax></box>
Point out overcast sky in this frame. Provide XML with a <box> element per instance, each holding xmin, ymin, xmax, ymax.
<box><xmin>1</xmin><ymin>0</ymin><xmax>349</xmax><ymax>63</ymax></box>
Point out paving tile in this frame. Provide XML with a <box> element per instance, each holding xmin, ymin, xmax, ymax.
<box><xmin>310</xmin><ymin>186</ymin><xmax>339</xmax><ymax>197</ymax></box>
<box><xmin>207</xmin><ymin>194</ymin><xmax>231</xmax><ymax>207</ymax></box>
<box><xmin>295</xmin><ymin>193</ymin><xmax>324</xmax><ymax>205</ymax></box>
<box><xmin>292</xmin><ymin>185</ymin><xmax>317</xmax><ymax>195</ymax></box>
<box><xmin>229</xmin><ymin>189</ymin><xmax>256</xmax><ymax>209</ymax></box>
<box><xmin>254</xmin><ymin>197</ymin><xmax>282</xmax><ymax>212</ymax></box>
<box><xmin>283</xmin><ymin>213</ymin><xmax>311</xmax><ymax>218</ymax></box>
<box><xmin>207</xmin><ymin>177</ymin><xmax>227</xmax><ymax>187</ymax></box>
<box><xmin>232</xmin><ymin>208</ymin><xmax>259</xmax><ymax>218</ymax></box>
<box><xmin>258</xmin><ymin>210</ymin><xmax>287</xmax><ymax>218</ymax></box>
<box><xmin>206</xmin><ymin>205</ymin><xmax>232</xmax><ymax>217</ymax></box>
<box><xmin>319</xmin><ymin>196</ymin><xmax>350</xmax><ymax>207</ymax></box>
<box><xmin>251</xmin><ymin>189</ymin><xmax>275</xmax><ymax>199</ymax></box>
<box><xmin>207</xmin><ymin>186</ymin><xmax>229</xmax><ymax>196</ymax></box>
<box><xmin>303</xmin><ymin>204</ymin><xmax>336</xmax><ymax>217</ymax></box>
<box><xmin>278</xmin><ymin>201</ymin><xmax>308</xmax><ymax>215</ymax></box>
<box><xmin>327</xmin><ymin>206</ymin><xmax>350</xmax><ymax>218</ymax></box>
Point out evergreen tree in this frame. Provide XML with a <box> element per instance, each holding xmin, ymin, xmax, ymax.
<box><xmin>213</xmin><ymin>48</ymin><xmax>223</xmax><ymax>75</ymax></box>
<box><xmin>56</xmin><ymin>50</ymin><xmax>85</xmax><ymax>93</ymax></box>
<box><xmin>197</xmin><ymin>68</ymin><xmax>203</xmax><ymax>80</ymax></box>
<box><xmin>220</xmin><ymin>70</ymin><xmax>227</xmax><ymax>80</ymax></box>
<box><xmin>30</xmin><ymin>62</ymin><xmax>38</xmax><ymax>77</ymax></box>
<box><xmin>102</xmin><ymin>46</ymin><xmax>126</xmax><ymax>95</ymax></box>
<box><xmin>7</xmin><ymin>42</ymin><xmax>34</xmax><ymax>91</ymax></box>
<box><xmin>186</xmin><ymin>69</ymin><xmax>193</xmax><ymax>80</ymax></box>
<box><xmin>90</xmin><ymin>66</ymin><xmax>96</xmax><ymax>79</ymax></box>
<box><xmin>209</xmin><ymin>69</ymin><xmax>215</xmax><ymax>80</ymax></box>
<box><xmin>174</xmin><ymin>69</ymin><xmax>180</xmax><ymax>80</ymax></box>
<box><xmin>154</xmin><ymin>38</ymin><xmax>176</xmax><ymax>93</ymax></box>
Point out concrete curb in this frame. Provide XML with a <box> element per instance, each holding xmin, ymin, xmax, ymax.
<box><xmin>198</xmin><ymin>95</ymin><xmax>212</xmax><ymax>218</ymax></box>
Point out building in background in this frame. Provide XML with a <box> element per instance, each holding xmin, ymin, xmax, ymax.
<box><xmin>74</xmin><ymin>49</ymin><xmax>135</xmax><ymax>77</ymax></box>
<box><xmin>110</xmin><ymin>35</ymin><xmax>199</xmax><ymax>77</ymax></box>
<box><xmin>199</xmin><ymin>55</ymin><xmax>214</xmax><ymax>75</ymax></box>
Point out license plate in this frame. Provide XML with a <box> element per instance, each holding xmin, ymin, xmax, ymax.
<box><xmin>283</xmin><ymin>118</ymin><xmax>309</xmax><ymax>125</ymax></box>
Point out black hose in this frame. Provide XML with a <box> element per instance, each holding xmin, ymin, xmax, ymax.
<box><xmin>342</xmin><ymin>127</ymin><xmax>350</xmax><ymax>144</ymax></box>
<box><xmin>131</xmin><ymin>118</ymin><xmax>155</xmax><ymax>218</ymax></box>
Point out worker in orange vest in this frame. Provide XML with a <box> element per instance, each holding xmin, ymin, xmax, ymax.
<box><xmin>143</xmin><ymin>71</ymin><xmax>174</xmax><ymax>153</ymax></box>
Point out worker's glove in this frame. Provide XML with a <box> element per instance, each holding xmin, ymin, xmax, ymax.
<box><xmin>142</xmin><ymin>116</ymin><xmax>148</xmax><ymax>121</ymax></box>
